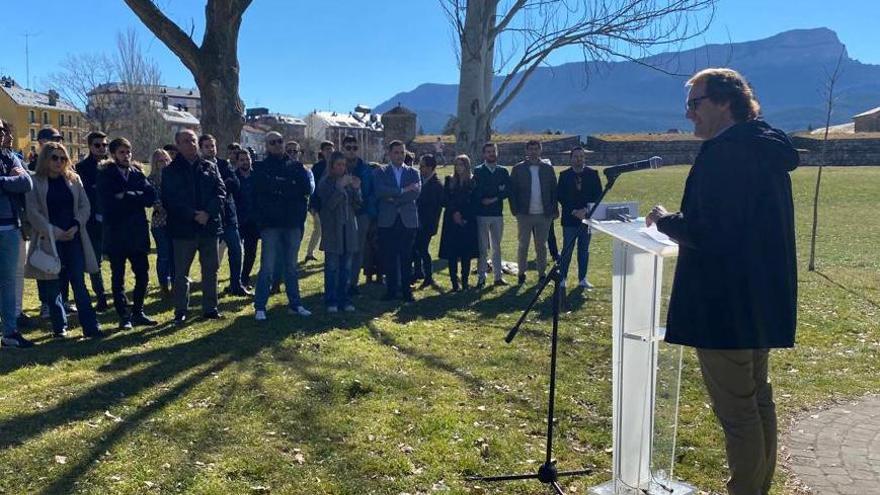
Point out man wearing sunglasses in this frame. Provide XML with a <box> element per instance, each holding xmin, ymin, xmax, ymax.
<box><xmin>341</xmin><ymin>135</ymin><xmax>375</xmax><ymax>296</ymax></box>
<box><xmin>252</xmin><ymin>132</ymin><xmax>314</xmax><ymax>321</ymax></box>
<box><xmin>303</xmin><ymin>140</ymin><xmax>334</xmax><ymax>264</ymax></box>
<box><xmin>28</xmin><ymin>127</ymin><xmax>64</xmax><ymax>172</ymax></box>
<box><xmin>0</xmin><ymin>120</ymin><xmax>34</xmax><ymax>348</ymax></box>
<box><xmin>74</xmin><ymin>132</ymin><xmax>111</xmax><ymax>312</ymax></box>
<box><xmin>647</xmin><ymin>68</ymin><xmax>798</xmax><ymax>495</ymax></box>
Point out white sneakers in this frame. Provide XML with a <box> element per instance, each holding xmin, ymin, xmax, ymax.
<box><xmin>255</xmin><ymin>310</ymin><xmax>267</xmax><ymax>321</ymax></box>
<box><xmin>343</xmin><ymin>304</ymin><xmax>356</xmax><ymax>312</ymax></box>
<box><xmin>327</xmin><ymin>306</ymin><xmax>339</xmax><ymax>313</ymax></box>
<box><xmin>579</xmin><ymin>279</ymin><xmax>594</xmax><ymax>289</ymax></box>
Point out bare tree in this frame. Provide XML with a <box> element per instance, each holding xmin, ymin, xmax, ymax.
<box><xmin>113</xmin><ymin>29</ymin><xmax>170</xmax><ymax>161</ymax></box>
<box><xmin>441</xmin><ymin>0</ymin><xmax>717</xmax><ymax>159</ymax></box>
<box><xmin>808</xmin><ymin>48</ymin><xmax>846</xmax><ymax>272</ymax></box>
<box><xmin>45</xmin><ymin>53</ymin><xmax>117</xmax><ymax>131</ymax></box>
<box><xmin>124</xmin><ymin>0</ymin><xmax>252</xmax><ymax>148</ymax></box>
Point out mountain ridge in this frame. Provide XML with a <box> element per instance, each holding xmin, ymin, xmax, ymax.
<box><xmin>375</xmin><ymin>28</ymin><xmax>880</xmax><ymax>135</ymax></box>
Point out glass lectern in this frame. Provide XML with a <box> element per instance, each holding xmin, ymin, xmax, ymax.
<box><xmin>587</xmin><ymin>218</ymin><xmax>696</xmax><ymax>495</ymax></box>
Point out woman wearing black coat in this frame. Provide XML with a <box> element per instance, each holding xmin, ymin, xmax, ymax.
<box><xmin>438</xmin><ymin>155</ymin><xmax>479</xmax><ymax>291</ymax></box>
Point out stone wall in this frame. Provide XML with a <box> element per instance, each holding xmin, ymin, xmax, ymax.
<box><xmin>584</xmin><ymin>135</ymin><xmax>702</xmax><ymax>166</ymax></box>
<box><xmin>791</xmin><ymin>135</ymin><xmax>880</xmax><ymax>166</ymax></box>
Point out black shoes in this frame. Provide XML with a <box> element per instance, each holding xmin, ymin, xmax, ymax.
<box><xmin>131</xmin><ymin>312</ymin><xmax>158</xmax><ymax>326</ymax></box>
<box><xmin>202</xmin><ymin>311</ymin><xmax>224</xmax><ymax>320</ymax></box>
<box><xmin>401</xmin><ymin>292</ymin><xmax>415</xmax><ymax>303</ymax></box>
<box><xmin>518</xmin><ymin>274</ymin><xmax>526</xmax><ymax>285</ymax></box>
<box><xmin>119</xmin><ymin>319</ymin><xmax>133</xmax><ymax>330</ymax></box>
<box><xmin>494</xmin><ymin>279</ymin><xmax>509</xmax><ymax>287</ymax></box>
<box><xmin>173</xmin><ymin>313</ymin><xmax>188</xmax><ymax>326</ymax></box>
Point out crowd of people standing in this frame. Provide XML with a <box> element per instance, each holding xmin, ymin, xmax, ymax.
<box><xmin>0</xmin><ymin>120</ymin><xmax>603</xmax><ymax>348</ymax></box>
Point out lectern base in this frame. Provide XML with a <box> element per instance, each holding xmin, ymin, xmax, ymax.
<box><xmin>589</xmin><ymin>479</ymin><xmax>696</xmax><ymax>495</ymax></box>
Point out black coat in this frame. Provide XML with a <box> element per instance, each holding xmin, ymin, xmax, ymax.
<box><xmin>96</xmin><ymin>162</ymin><xmax>157</xmax><ymax>255</ymax></box>
<box><xmin>656</xmin><ymin>120</ymin><xmax>799</xmax><ymax>349</ymax></box>
<box><xmin>252</xmin><ymin>154</ymin><xmax>313</xmax><ymax>231</ymax></box>
<box><xmin>233</xmin><ymin>168</ymin><xmax>256</xmax><ymax>227</ymax></box>
<box><xmin>308</xmin><ymin>159</ymin><xmax>328</xmax><ymax>211</ymax></box>
<box><xmin>438</xmin><ymin>176</ymin><xmax>479</xmax><ymax>260</ymax></box>
<box><xmin>557</xmin><ymin>167</ymin><xmax>602</xmax><ymax>227</ymax></box>
<box><xmin>417</xmin><ymin>173</ymin><xmax>444</xmax><ymax>237</ymax></box>
<box><xmin>215</xmin><ymin>158</ymin><xmax>239</xmax><ymax>227</ymax></box>
<box><xmin>75</xmin><ymin>154</ymin><xmax>102</xmax><ymax>223</ymax></box>
<box><xmin>473</xmin><ymin>163</ymin><xmax>510</xmax><ymax>217</ymax></box>
<box><xmin>160</xmin><ymin>154</ymin><xmax>226</xmax><ymax>239</ymax></box>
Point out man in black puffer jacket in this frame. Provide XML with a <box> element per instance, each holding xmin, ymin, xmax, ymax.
<box><xmin>161</xmin><ymin>129</ymin><xmax>226</xmax><ymax>324</ymax></box>
<box><xmin>251</xmin><ymin>132</ymin><xmax>314</xmax><ymax>321</ymax></box>
<box><xmin>648</xmin><ymin>68</ymin><xmax>798</xmax><ymax>495</ymax></box>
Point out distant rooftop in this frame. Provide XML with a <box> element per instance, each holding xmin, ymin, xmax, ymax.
<box><xmin>0</xmin><ymin>77</ymin><xmax>79</xmax><ymax>112</ymax></box>
<box><xmin>89</xmin><ymin>83</ymin><xmax>200</xmax><ymax>99</ymax></box>
<box><xmin>854</xmin><ymin>106</ymin><xmax>880</xmax><ymax>119</ymax></box>
<box><xmin>309</xmin><ymin>110</ymin><xmax>383</xmax><ymax>130</ymax></box>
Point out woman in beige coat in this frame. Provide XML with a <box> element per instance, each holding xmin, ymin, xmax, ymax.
<box><xmin>25</xmin><ymin>142</ymin><xmax>103</xmax><ymax>338</ymax></box>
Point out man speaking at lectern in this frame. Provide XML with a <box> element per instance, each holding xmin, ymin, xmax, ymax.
<box><xmin>646</xmin><ymin>68</ymin><xmax>798</xmax><ymax>495</ymax></box>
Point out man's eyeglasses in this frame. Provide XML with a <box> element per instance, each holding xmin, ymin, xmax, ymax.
<box><xmin>91</xmin><ymin>142</ymin><xmax>108</xmax><ymax>148</ymax></box>
<box><xmin>687</xmin><ymin>95</ymin><xmax>711</xmax><ymax>111</ymax></box>
<box><xmin>50</xmin><ymin>154</ymin><xmax>69</xmax><ymax>163</ymax></box>
<box><xmin>268</xmin><ymin>139</ymin><xmax>284</xmax><ymax>145</ymax></box>
<box><xmin>345</xmin><ymin>145</ymin><xmax>358</xmax><ymax>151</ymax></box>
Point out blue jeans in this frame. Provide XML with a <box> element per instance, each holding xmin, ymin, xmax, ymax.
<box><xmin>151</xmin><ymin>226</ymin><xmax>175</xmax><ymax>287</ymax></box>
<box><xmin>561</xmin><ymin>226</ymin><xmax>592</xmax><ymax>284</ymax></box>
<box><xmin>254</xmin><ymin>228</ymin><xmax>303</xmax><ymax>311</ymax></box>
<box><xmin>324</xmin><ymin>252</ymin><xmax>352</xmax><ymax>307</ymax></box>
<box><xmin>46</xmin><ymin>237</ymin><xmax>99</xmax><ymax>334</ymax></box>
<box><xmin>222</xmin><ymin>224</ymin><xmax>244</xmax><ymax>289</ymax></box>
<box><xmin>0</xmin><ymin>229</ymin><xmax>20</xmax><ymax>336</ymax></box>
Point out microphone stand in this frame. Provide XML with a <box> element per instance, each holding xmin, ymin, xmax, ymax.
<box><xmin>467</xmin><ymin>173</ymin><xmax>620</xmax><ymax>494</ymax></box>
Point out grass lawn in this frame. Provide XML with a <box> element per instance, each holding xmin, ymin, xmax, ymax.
<box><xmin>0</xmin><ymin>165</ymin><xmax>878</xmax><ymax>495</ymax></box>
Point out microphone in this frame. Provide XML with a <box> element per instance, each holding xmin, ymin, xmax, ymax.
<box><xmin>603</xmin><ymin>156</ymin><xmax>663</xmax><ymax>179</ymax></box>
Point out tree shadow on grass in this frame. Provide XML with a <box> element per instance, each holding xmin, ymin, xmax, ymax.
<box><xmin>816</xmin><ymin>270</ymin><xmax>880</xmax><ymax>310</ymax></box>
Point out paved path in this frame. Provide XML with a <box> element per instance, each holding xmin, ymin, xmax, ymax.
<box><xmin>785</xmin><ymin>396</ymin><xmax>880</xmax><ymax>494</ymax></box>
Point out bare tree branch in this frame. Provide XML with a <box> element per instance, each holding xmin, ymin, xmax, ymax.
<box><xmin>808</xmin><ymin>46</ymin><xmax>846</xmax><ymax>272</ymax></box>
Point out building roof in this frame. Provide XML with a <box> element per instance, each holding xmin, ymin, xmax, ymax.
<box><xmin>156</xmin><ymin>104</ymin><xmax>200</xmax><ymax>126</ymax></box>
<box><xmin>309</xmin><ymin>111</ymin><xmax>383</xmax><ymax>131</ymax></box>
<box><xmin>853</xmin><ymin>106</ymin><xmax>880</xmax><ymax>119</ymax></box>
<box><xmin>89</xmin><ymin>83</ymin><xmax>200</xmax><ymax>99</ymax></box>
<box><xmin>0</xmin><ymin>81</ymin><xmax>80</xmax><ymax>112</ymax></box>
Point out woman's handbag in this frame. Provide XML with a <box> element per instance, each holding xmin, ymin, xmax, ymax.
<box><xmin>28</xmin><ymin>228</ymin><xmax>61</xmax><ymax>275</ymax></box>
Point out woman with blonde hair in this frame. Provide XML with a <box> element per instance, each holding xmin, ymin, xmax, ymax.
<box><xmin>148</xmin><ymin>148</ymin><xmax>174</xmax><ymax>296</ymax></box>
<box><xmin>438</xmin><ymin>154</ymin><xmax>479</xmax><ymax>291</ymax></box>
<box><xmin>25</xmin><ymin>142</ymin><xmax>103</xmax><ymax>338</ymax></box>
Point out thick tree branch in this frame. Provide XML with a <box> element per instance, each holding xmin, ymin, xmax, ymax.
<box><xmin>123</xmin><ymin>0</ymin><xmax>201</xmax><ymax>72</ymax></box>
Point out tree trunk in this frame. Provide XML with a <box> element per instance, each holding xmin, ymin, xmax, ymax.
<box><xmin>455</xmin><ymin>0</ymin><xmax>496</xmax><ymax>161</ymax></box>
<box><xmin>124</xmin><ymin>0</ymin><xmax>249</xmax><ymax>150</ymax></box>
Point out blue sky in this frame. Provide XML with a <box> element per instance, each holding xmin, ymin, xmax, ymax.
<box><xmin>1</xmin><ymin>0</ymin><xmax>877</xmax><ymax>116</ymax></box>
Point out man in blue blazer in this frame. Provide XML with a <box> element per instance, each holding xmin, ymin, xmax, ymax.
<box><xmin>373</xmin><ymin>140</ymin><xmax>421</xmax><ymax>302</ymax></box>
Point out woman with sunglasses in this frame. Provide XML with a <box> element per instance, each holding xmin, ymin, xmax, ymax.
<box><xmin>24</xmin><ymin>142</ymin><xmax>103</xmax><ymax>339</ymax></box>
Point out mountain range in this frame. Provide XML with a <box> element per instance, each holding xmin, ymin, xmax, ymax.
<box><xmin>374</xmin><ymin>28</ymin><xmax>880</xmax><ymax>135</ymax></box>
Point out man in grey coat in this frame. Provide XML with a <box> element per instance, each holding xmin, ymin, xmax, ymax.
<box><xmin>373</xmin><ymin>140</ymin><xmax>421</xmax><ymax>302</ymax></box>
